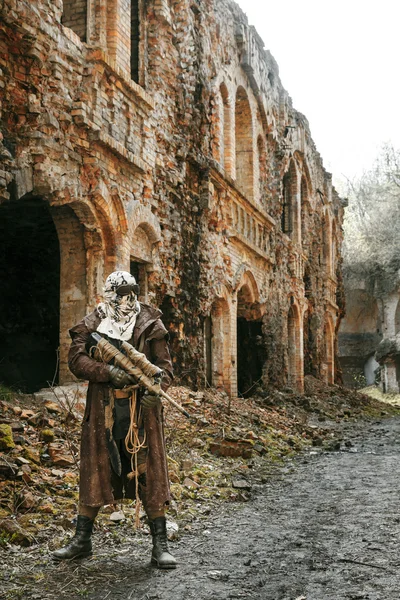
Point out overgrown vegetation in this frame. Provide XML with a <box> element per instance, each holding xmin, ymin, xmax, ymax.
<box><xmin>343</xmin><ymin>143</ymin><xmax>400</xmax><ymax>292</ymax></box>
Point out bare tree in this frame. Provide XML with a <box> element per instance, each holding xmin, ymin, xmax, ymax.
<box><xmin>343</xmin><ymin>143</ymin><xmax>400</xmax><ymax>289</ymax></box>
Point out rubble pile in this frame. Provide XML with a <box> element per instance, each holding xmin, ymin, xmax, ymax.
<box><xmin>0</xmin><ymin>377</ymin><xmax>395</xmax><ymax>552</ymax></box>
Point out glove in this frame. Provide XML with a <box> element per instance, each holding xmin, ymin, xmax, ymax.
<box><xmin>141</xmin><ymin>391</ymin><xmax>161</xmax><ymax>410</ymax></box>
<box><xmin>107</xmin><ymin>365</ymin><xmax>134</xmax><ymax>389</ymax></box>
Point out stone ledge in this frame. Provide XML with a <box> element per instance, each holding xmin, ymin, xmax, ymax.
<box><xmin>89</xmin><ymin>130</ymin><xmax>147</xmax><ymax>173</ymax></box>
<box><xmin>71</xmin><ymin>111</ymin><xmax>147</xmax><ymax>172</ymax></box>
<box><xmin>210</xmin><ymin>166</ymin><xmax>276</xmax><ymax>229</ymax></box>
<box><xmin>229</xmin><ymin>231</ymin><xmax>273</xmax><ymax>263</ymax></box>
<box><xmin>86</xmin><ymin>47</ymin><xmax>155</xmax><ymax>110</ymax></box>
<box><xmin>376</xmin><ymin>334</ymin><xmax>400</xmax><ymax>363</ymax></box>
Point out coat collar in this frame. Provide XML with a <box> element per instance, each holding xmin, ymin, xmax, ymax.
<box><xmin>85</xmin><ymin>303</ymin><xmax>162</xmax><ymax>346</ymax></box>
<box><xmin>132</xmin><ymin>303</ymin><xmax>162</xmax><ymax>346</ymax></box>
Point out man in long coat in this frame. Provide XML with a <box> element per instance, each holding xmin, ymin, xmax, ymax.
<box><xmin>52</xmin><ymin>271</ymin><xmax>176</xmax><ymax>568</ymax></box>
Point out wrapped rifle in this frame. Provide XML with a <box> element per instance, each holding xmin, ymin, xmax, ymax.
<box><xmin>88</xmin><ymin>332</ymin><xmax>190</xmax><ymax>419</ymax></box>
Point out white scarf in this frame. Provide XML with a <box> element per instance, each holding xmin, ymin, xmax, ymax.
<box><xmin>96</xmin><ymin>271</ymin><xmax>141</xmax><ymax>341</ymax></box>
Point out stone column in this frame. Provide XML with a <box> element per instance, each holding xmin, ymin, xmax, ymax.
<box><xmin>383</xmin><ymin>359</ymin><xmax>399</xmax><ymax>393</ymax></box>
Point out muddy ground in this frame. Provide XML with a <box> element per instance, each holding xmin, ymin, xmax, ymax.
<box><xmin>3</xmin><ymin>414</ymin><xmax>400</xmax><ymax>599</ymax></box>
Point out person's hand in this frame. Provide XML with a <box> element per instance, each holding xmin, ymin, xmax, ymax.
<box><xmin>141</xmin><ymin>392</ymin><xmax>161</xmax><ymax>410</ymax></box>
<box><xmin>107</xmin><ymin>365</ymin><xmax>134</xmax><ymax>389</ymax></box>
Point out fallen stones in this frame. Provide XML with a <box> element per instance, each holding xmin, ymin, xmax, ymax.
<box><xmin>15</xmin><ymin>456</ymin><xmax>30</xmax><ymax>466</ymax></box>
<box><xmin>109</xmin><ymin>510</ymin><xmax>125</xmax><ymax>522</ymax></box>
<box><xmin>43</xmin><ymin>400</ymin><xmax>62</xmax><ymax>414</ymax></box>
<box><xmin>23</xmin><ymin>447</ymin><xmax>40</xmax><ymax>464</ymax></box>
<box><xmin>181</xmin><ymin>459</ymin><xmax>193</xmax><ymax>470</ymax></box>
<box><xmin>0</xmin><ymin>519</ymin><xmax>34</xmax><ymax>546</ymax></box>
<box><xmin>232</xmin><ymin>479</ymin><xmax>252</xmax><ymax>491</ymax></box>
<box><xmin>51</xmin><ymin>469</ymin><xmax>64</xmax><ymax>478</ymax></box>
<box><xmin>183</xmin><ymin>477</ymin><xmax>200</xmax><ymax>489</ymax></box>
<box><xmin>17</xmin><ymin>490</ymin><xmax>39</xmax><ymax>511</ymax></box>
<box><xmin>27</xmin><ymin>412</ymin><xmax>50</xmax><ymax>428</ymax></box>
<box><xmin>0</xmin><ymin>424</ymin><xmax>14</xmax><ymax>451</ymax></box>
<box><xmin>48</xmin><ymin>444</ymin><xmax>75</xmax><ymax>467</ymax></box>
<box><xmin>10</xmin><ymin>422</ymin><xmax>24</xmax><ymax>432</ymax></box>
<box><xmin>209</xmin><ymin>438</ymin><xmax>253</xmax><ymax>459</ymax></box>
<box><xmin>13</xmin><ymin>435</ymin><xmax>28</xmax><ymax>445</ymax></box>
<box><xmin>0</xmin><ymin>456</ymin><xmax>18</xmax><ymax>478</ymax></box>
<box><xmin>254</xmin><ymin>443</ymin><xmax>266</xmax><ymax>454</ymax></box>
<box><xmin>20</xmin><ymin>410</ymin><xmax>35</xmax><ymax>420</ymax></box>
<box><xmin>189</xmin><ymin>437</ymin><xmax>206</xmax><ymax>448</ymax></box>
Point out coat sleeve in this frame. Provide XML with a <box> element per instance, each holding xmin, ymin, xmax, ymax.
<box><xmin>68</xmin><ymin>321</ymin><xmax>111</xmax><ymax>383</ymax></box>
<box><xmin>147</xmin><ymin>320</ymin><xmax>174</xmax><ymax>391</ymax></box>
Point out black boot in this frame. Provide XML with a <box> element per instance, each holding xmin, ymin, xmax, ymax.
<box><xmin>52</xmin><ymin>515</ymin><xmax>94</xmax><ymax>560</ymax></box>
<box><xmin>149</xmin><ymin>517</ymin><xmax>177</xmax><ymax>569</ymax></box>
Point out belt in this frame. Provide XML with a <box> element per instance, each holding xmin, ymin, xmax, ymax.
<box><xmin>114</xmin><ymin>389</ymin><xmax>133</xmax><ymax>399</ymax></box>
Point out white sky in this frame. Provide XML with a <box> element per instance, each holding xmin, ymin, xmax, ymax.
<box><xmin>235</xmin><ymin>0</ymin><xmax>400</xmax><ymax>185</ymax></box>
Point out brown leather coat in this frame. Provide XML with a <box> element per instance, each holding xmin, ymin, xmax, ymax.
<box><xmin>68</xmin><ymin>304</ymin><xmax>173</xmax><ymax>512</ymax></box>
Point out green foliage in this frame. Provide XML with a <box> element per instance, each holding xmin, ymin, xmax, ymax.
<box><xmin>0</xmin><ymin>532</ymin><xmax>10</xmax><ymax>547</ymax></box>
<box><xmin>0</xmin><ymin>383</ymin><xmax>15</xmax><ymax>401</ymax></box>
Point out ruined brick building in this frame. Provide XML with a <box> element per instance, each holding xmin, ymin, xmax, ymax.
<box><xmin>339</xmin><ymin>275</ymin><xmax>400</xmax><ymax>393</ymax></box>
<box><xmin>0</xmin><ymin>0</ymin><xmax>345</xmax><ymax>396</ymax></box>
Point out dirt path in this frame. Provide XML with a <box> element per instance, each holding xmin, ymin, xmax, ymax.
<box><xmin>100</xmin><ymin>417</ymin><xmax>400</xmax><ymax>600</ymax></box>
<box><xmin>4</xmin><ymin>416</ymin><xmax>400</xmax><ymax>600</ymax></box>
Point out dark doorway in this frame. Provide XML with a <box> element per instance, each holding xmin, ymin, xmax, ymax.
<box><xmin>237</xmin><ymin>318</ymin><xmax>263</xmax><ymax>397</ymax></box>
<box><xmin>130</xmin><ymin>259</ymin><xmax>147</xmax><ymax>301</ymax></box>
<box><xmin>0</xmin><ymin>197</ymin><xmax>60</xmax><ymax>392</ymax></box>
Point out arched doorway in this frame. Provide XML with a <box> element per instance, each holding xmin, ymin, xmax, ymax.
<box><xmin>0</xmin><ymin>197</ymin><xmax>60</xmax><ymax>392</ymax></box>
<box><xmin>206</xmin><ymin>296</ymin><xmax>231</xmax><ymax>394</ymax></box>
<box><xmin>281</xmin><ymin>160</ymin><xmax>299</xmax><ymax>241</ymax></box>
<box><xmin>300</xmin><ymin>176</ymin><xmax>309</xmax><ymax>248</ymax></box>
<box><xmin>236</xmin><ymin>283</ymin><xmax>264</xmax><ymax>397</ymax></box>
<box><xmin>130</xmin><ymin>223</ymin><xmax>158</xmax><ymax>302</ymax></box>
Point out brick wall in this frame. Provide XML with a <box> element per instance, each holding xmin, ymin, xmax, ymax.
<box><xmin>0</xmin><ymin>0</ymin><xmax>345</xmax><ymax>396</ymax></box>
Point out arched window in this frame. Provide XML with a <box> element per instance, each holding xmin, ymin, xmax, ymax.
<box><xmin>322</xmin><ymin>213</ymin><xmax>332</xmax><ymax>273</ymax></box>
<box><xmin>235</xmin><ymin>87</ymin><xmax>254</xmax><ymax>199</ymax></box>
<box><xmin>130</xmin><ymin>222</ymin><xmax>158</xmax><ymax>301</ymax></box>
<box><xmin>281</xmin><ymin>173</ymin><xmax>292</xmax><ymax>234</ymax></box>
<box><xmin>213</xmin><ymin>83</ymin><xmax>233</xmax><ymax>174</ymax></box>
<box><xmin>62</xmin><ymin>0</ymin><xmax>87</xmax><ymax>41</ymax></box>
<box><xmin>221</xmin><ymin>83</ymin><xmax>232</xmax><ymax>174</ymax></box>
<box><xmin>331</xmin><ymin>220</ymin><xmax>337</xmax><ymax>276</ymax></box>
<box><xmin>281</xmin><ymin>161</ymin><xmax>298</xmax><ymax>239</ymax></box>
<box><xmin>300</xmin><ymin>176</ymin><xmax>308</xmax><ymax>247</ymax></box>
<box><xmin>106</xmin><ymin>0</ymin><xmax>140</xmax><ymax>75</ymax></box>
<box><xmin>257</xmin><ymin>135</ymin><xmax>267</xmax><ymax>204</ymax></box>
<box><xmin>131</xmin><ymin>0</ymin><xmax>140</xmax><ymax>82</ymax></box>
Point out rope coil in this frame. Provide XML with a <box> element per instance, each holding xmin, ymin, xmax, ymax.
<box><xmin>124</xmin><ymin>389</ymin><xmax>147</xmax><ymax>528</ymax></box>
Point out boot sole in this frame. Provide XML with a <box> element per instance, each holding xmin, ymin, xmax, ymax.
<box><xmin>52</xmin><ymin>551</ymin><xmax>93</xmax><ymax>561</ymax></box>
<box><xmin>151</xmin><ymin>557</ymin><xmax>177</xmax><ymax>569</ymax></box>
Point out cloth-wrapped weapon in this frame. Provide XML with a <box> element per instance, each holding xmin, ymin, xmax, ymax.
<box><xmin>88</xmin><ymin>332</ymin><xmax>191</xmax><ymax>419</ymax></box>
